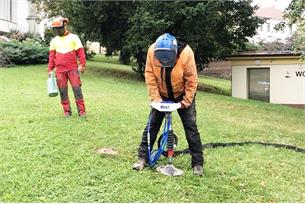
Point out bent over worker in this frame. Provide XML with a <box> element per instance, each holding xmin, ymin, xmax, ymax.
<box><xmin>133</xmin><ymin>33</ymin><xmax>204</xmax><ymax>176</ymax></box>
<box><xmin>47</xmin><ymin>16</ymin><xmax>86</xmax><ymax>117</ymax></box>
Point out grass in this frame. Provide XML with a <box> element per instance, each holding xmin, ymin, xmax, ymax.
<box><xmin>198</xmin><ymin>75</ymin><xmax>231</xmax><ymax>95</ymax></box>
<box><xmin>0</xmin><ymin>59</ymin><xmax>304</xmax><ymax>202</ymax></box>
<box><xmin>90</xmin><ymin>54</ymin><xmax>122</xmax><ymax>65</ymax></box>
<box><xmin>89</xmin><ymin>55</ymin><xmax>232</xmax><ymax>95</ymax></box>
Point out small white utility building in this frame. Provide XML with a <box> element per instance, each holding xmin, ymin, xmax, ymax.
<box><xmin>228</xmin><ymin>53</ymin><xmax>305</xmax><ymax>108</ymax></box>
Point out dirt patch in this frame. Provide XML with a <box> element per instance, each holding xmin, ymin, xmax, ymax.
<box><xmin>96</xmin><ymin>147</ymin><xmax>119</xmax><ymax>156</ymax></box>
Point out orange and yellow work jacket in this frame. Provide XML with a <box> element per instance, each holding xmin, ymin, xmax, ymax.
<box><xmin>145</xmin><ymin>43</ymin><xmax>198</xmax><ymax>108</ymax></box>
<box><xmin>48</xmin><ymin>32</ymin><xmax>86</xmax><ymax>72</ymax></box>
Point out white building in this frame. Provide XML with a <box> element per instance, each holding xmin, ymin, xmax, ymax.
<box><xmin>248</xmin><ymin>6</ymin><xmax>297</xmax><ymax>43</ymax></box>
<box><xmin>252</xmin><ymin>0</ymin><xmax>291</xmax><ymax>11</ymax></box>
<box><xmin>248</xmin><ymin>0</ymin><xmax>297</xmax><ymax>43</ymax></box>
<box><xmin>0</xmin><ymin>0</ymin><xmax>46</xmax><ymax>37</ymax></box>
<box><xmin>228</xmin><ymin>53</ymin><xmax>305</xmax><ymax>108</ymax></box>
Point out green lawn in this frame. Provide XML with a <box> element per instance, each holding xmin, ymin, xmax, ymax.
<box><xmin>89</xmin><ymin>55</ymin><xmax>232</xmax><ymax>95</ymax></box>
<box><xmin>0</xmin><ymin>61</ymin><xmax>304</xmax><ymax>202</ymax></box>
<box><xmin>198</xmin><ymin>75</ymin><xmax>231</xmax><ymax>95</ymax></box>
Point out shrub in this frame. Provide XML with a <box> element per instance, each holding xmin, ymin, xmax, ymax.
<box><xmin>0</xmin><ymin>39</ymin><xmax>49</xmax><ymax>65</ymax></box>
<box><xmin>0</xmin><ymin>48</ymin><xmax>12</xmax><ymax>67</ymax></box>
<box><xmin>42</xmin><ymin>28</ymin><xmax>54</xmax><ymax>47</ymax></box>
<box><xmin>7</xmin><ymin>29</ymin><xmax>42</xmax><ymax>43</ymax></box>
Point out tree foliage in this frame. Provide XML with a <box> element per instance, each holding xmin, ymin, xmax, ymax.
<box><xmin>284</xmin><ymin>0</ymin><xmax>305</xmax><ymax>26</ymax></box>
<box><xmin>283</xmin><ymin>0</ymin><xmax>305</xmax><ymax>53</ymax></box>
<box><xmin>30</xmin><ymin>0</ymin><xmax>262</xmax><ymax>74</ymax></box>
<box><xmin>289</xmin><ymin>28</ymin><xmax>305</xmax><ymax>51</ymax></box>
<box><xmin>127</xmin><ymin>1</ymin><xmax>262</xmax><ymax>72</ymax></box>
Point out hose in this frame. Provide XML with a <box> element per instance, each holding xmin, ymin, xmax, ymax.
<box><xmin>174</xmin><ymin>141</ymin><xmax>305</xmax><ymax>156</ymax></box>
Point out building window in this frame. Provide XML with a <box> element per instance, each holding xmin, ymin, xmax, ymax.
<box><xmin>266</xmin><ymin>23</ymin><xmax>271</xmax><ymax>32</ymax></box>
<box><xmin>0</xmin><ymin>0</ymin><xmax>14</xmax><ymax>22</ymax></box>
<box><xmin>258</xmin><ymin>24</ymin><xmax>263</xmax><ymax>31</ymax></box>
<box><xmin>289</xmin><ymin>24</ymin><xmax>293</xmax><ymax>35</ymax></box>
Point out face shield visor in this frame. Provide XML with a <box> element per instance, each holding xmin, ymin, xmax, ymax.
<box><xmin>153</xmin><ymin>33</ymin><xmax>178</xmax><ymax>68</ymax></box>
<box><xmin>52</xmin><ymin>26</ymin><xmax>65</xmax><ymax>36</ymax></box>
<box><xmin>153</xmin><ymin>49</ymin><xmax>177</xmax><ymax>68</ymax></box>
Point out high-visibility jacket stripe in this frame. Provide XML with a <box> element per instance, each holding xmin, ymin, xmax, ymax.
<box><xmin>50</xmin><ymin>33</ymin><xmax>83</xmax><ymax>53</ymax></box>
<box><xmin>48</xmin><ymin>33</ymin><xmax>86</xmax><ymax>72</ymax></box>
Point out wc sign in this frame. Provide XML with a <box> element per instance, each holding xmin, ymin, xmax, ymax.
<box><xmin>285</xmin><ymin>71</ymin><xmax>305</xmax><ymax>78</ymax></box>
<box><xmin>295</xmin><ymin>71</ymin><xmax>305</xmax><ymax>77</ymax></box>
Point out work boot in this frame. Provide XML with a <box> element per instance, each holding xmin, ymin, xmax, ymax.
<box><xmin>193</xmin><ymin>165</ymin><xmax>203</xmax><ymax>176</ymax></box>
<box><xmin>64</xmin><ymin>112</ymin><xmax>71</xmax><ymax>117</ymax></box>
<box><xmin>132</xmin><ymin>158</ymin><xmax>146</xmax><ymax>171</ymax></box>
<box><xmin>79</xmin><ymin>113</ymin><xmax>87</xmax><ymax>118</ymax></box>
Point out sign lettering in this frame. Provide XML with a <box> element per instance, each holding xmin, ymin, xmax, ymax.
<box><xmin>296</xmin><ymin>71</ymin><xmax>305</xmax><ymax>77</ymax></box>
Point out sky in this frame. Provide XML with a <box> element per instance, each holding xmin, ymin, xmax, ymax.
<box><xmin>251</xmin><ymin>0</ymin><xmax>292</xmax><ymax>11</ymax></box>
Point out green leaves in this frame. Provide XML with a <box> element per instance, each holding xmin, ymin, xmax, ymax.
<box><xmin>284</xmin><ymin>0</ymin><xmax>305</xmax><ymax>25</ymax></box>
<box><xmin>127</xmin><ymin>1</ymin><xmax>262</xmax><ymax>70</ymax></box>
<box><xmin>30</xmin><ymin>1</ymin><xmax>263</xmax><ymax>70</ymax></box>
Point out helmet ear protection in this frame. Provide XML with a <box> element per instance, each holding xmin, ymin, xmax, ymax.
<box><xmin>154</xmin><ymin>33</ymin><xmax>178</xmax><ymax>68</ymax></box>
<box><xmin>62</xmin><ymin>18</ymin><xmax>69</xmax><ymax>26</ymax></box>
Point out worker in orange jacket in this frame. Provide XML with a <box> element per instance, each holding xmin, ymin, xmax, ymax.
<box><xmin>48</xmin><ymin>16</ymin><xmax>86</xmax><ymax>117</ymax></box>
<box><xmin>133</xmin><ymin>33</ymin><xmax>204</xmax><ymax>176</ymax></box>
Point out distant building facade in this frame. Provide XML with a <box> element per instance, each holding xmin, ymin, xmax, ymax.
<box><xmin>0</xmin><ymin>0</ymin><xmax>46</xmax><ymax>37</ymax></box>
<box><xmin>249</xmin><ymin>6</ymin><xmax>297</xmax><ymax>43</ymax></box>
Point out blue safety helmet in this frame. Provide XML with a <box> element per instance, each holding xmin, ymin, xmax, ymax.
<box><xmin>154</xmin><ymin>33</ymin><xmax>178</xmax><ymax>68</ymax></box>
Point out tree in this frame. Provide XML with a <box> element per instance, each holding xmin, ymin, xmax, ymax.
<box><xmin>127</xmin><ymin>0</ymin><xmax>262</xmax><ymax>74</ymax></box>
<box><xmin>30</xmin><ymin>0</ymin><xmax>262</xmax><ymax>74</ymax></box>
<box><xmin>29</xmin><ymin>0</ymin><xmax>67</xmax><ymax>19</ymax></box>
<box><xmin>284</xmin><ymin>0</ymin><xmax>305</xmax><ymax>26</ymax></box>
<box><xmin>290</xmin><ymin>29</ymin><xmax>305</xmax><ymax>51</ymax></box>
<box><xmin>283</xmin><ymin>0</ymin><xmax>305</xmax><ymax>53</ymax></box>
<box><xmin>30</xmin><ymin>1</ymin><xmax>137</xmax><ymax>55</ymax></box>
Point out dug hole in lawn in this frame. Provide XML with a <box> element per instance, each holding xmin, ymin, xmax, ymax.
<box><xmin>96</xmin><ymin>147</ymin><xmax>119</xmax><ymax>156</ymax></box>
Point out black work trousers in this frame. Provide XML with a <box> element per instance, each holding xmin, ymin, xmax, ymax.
<box><xmin>137</xmin><ymin>99</ymin><xmax>204</xmax><ymax>167</ymax></box>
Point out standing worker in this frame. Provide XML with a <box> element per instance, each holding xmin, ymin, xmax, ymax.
<box><xmin>48</xmin><ymin>16</ymin><xmax>87</xmax><ymax>117</ymax></box>
<box><xmin>133</xmin><ymin>33</ymin><xmax>204</xmax><ymax>176</ymax></box>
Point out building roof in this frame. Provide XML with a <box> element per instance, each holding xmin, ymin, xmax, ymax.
<box><xmin>229</xmin><ymin>51</ymin><xmax>302</xmax><ymax>58</ymax></box>
<box><xmin>228</xmin><ymin>52</ymin><xmax>304</xmax><ymax>66</ymax></box>
<box><xmin>226</xmin><ymin>52</ymin><xmax>304</xmax><ymax>62</ymax></box>
<box><xmin>254</xmin><ymin>6</ymin><xmax>284</xmax><ymax>20</ymax></box>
